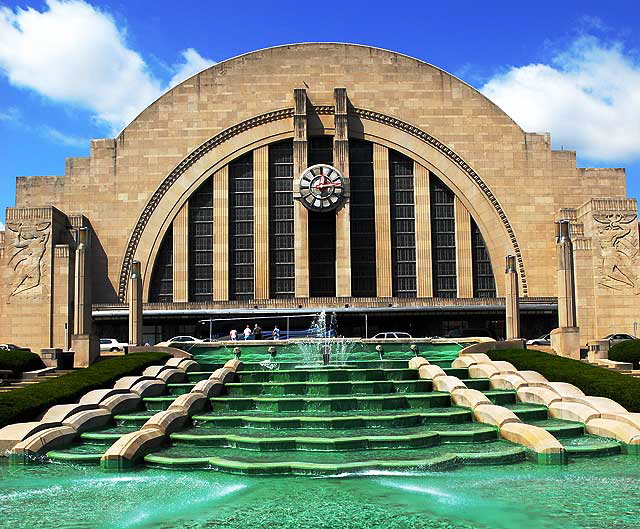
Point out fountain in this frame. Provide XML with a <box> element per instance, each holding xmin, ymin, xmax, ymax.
<box><xmin>296</xmin><ymin>311</ymin><xmax>356</xmax><ymax>367</ymax></box>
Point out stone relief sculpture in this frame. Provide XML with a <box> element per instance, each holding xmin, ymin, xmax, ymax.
<box><xmin>594</xmin><ymin>213</ymin><xmax>640</xmax><ymax>294</ymax></box>
<box><xmin>6</xmin><ymin>221</ymin><xmax>51</xmax><ymax>302</ymax></box>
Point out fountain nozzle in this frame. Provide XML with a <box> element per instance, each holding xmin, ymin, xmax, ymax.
<box><xmin>233</xmin><ymin>347</ymin><xmax>241</xmax><ymax>359</ymax></box>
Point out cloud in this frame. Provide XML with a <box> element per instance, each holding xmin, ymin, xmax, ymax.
<box><xmin>168</xmin><ymin>48</ymin><xmax>216</xmax><ymax>88</ymax></box>
<box><xmin>0</xmin><ymin>1</ymin><xmax>214</xmax><ymax>133</ymax></box>
<box><xmin>480</xmin><ymin>35</ymin><xmax>640</xmax><ymax>163</ymax></box>
<box><xmin>0</xmin><ymin>107</ymin><xmax>20</xmax><ymax>122</ymax></box>
<box><xmin>39</xmin><ymin>126</ymin><xmax>87</xmax><ymax>147</ymax></box>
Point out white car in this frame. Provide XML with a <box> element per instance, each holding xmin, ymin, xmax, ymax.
<box><xmin>99</xmin><ymin>338</ymin><xmax>128</xmax><ymax>352</ymax></box>
<box><xmin>603</xmin><ymin>333</ymin><xmax>636</xmax><ymax>346</ymax></box>
<box><xmin>526</xmin><ymin>333</ymin><xmax>551</xmax><ymax>346</ymax></box>
<box><xmin>372</xmin><ymin>332</ymin><xmax>413</xmax><ymax>339</ymax></box>
<box><xmin>167</xmin><ymin>336</ymin><xmax>203</xmax><ymax>343</ymax></box>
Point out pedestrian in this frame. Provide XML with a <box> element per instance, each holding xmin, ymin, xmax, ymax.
<box><xmin>244</xmin><ymin>324</ymin><xmax>252</xmax><ymax>340</ymax></box>
<box><xmin>229</xmin><ymin>329</ymin><xmax>237</xmax><ymax>341</ymax></box>
<box><xmin>272</xmin><ymin>325</ymin><xmax>280</xmax><ymax>340</ymax></box>
<box><xmin>253</xmin><ymin>323</ymin><xmax>262</xmax><ymax>340</ymax></box>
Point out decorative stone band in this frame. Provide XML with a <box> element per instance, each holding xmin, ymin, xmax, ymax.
<box><xmin>410</xmin><ymin>356</ymin><xmax>566</xmax><ymax>464</ymax></box>
<box><xmin>3</xmin><ymin>356</ymin><xmax>197</xmax><ymax>463</ymax></box>
<box><xmin>457</xmin><ymin>353</ymin><xmax>640</xmax><ymax>455</ymax></box>
<box><xmin>118</xmin><ymin>106</ymin><xmax>528</xmax><ymax>301</ymax></box>
<box><xmin>100</xmin><ymin>357</ymin><xmax>242</xmax><ymax>471</ymax></box>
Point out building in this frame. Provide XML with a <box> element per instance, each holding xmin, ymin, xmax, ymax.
<box><xmin>1</xmin><ymin>43</ymin><xmax>638</xmax><ymax>359</ymax></box>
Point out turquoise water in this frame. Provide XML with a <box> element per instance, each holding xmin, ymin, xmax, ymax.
<box><xmin>2</xmin><ymin>457</ymin><xmax>640</xmax><ymax>529</ymax></box>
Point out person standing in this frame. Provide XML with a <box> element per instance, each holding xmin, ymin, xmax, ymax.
<box><xmin>253</xmin><ymin>323</ymin><xmax>262</xmax><ymax>340</ymax></box>
<box><xmin>229</xmin><ymin>329</ymin><xmax>237</xmax><ymax>341</ymax></box>
<box><xmin>272</xmin><ymin>325</ymin><xmax>280</xmax><ymax>340</ymax></box>
<box><xmin>244</xmin><ymin>324</ymin><xmax>252</xmax><ymax>340</ymax></box>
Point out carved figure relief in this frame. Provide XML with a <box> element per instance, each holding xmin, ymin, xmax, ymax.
<box><xmin>594</xmin><ymin>213</ymin><xmax>640</xmax><ymax>294</ymax></box>
<box><xmin>5</xmin><ymin>221</ymin><xmax>51</xmax><ymax>302</ymax></box>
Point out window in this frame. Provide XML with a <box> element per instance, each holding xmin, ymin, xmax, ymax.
<box><xmin>269</xmin><ymin>140</ymin><xmax>295</xmax><ymax>298</ymax></box>
<box><xmin>471</xmin><ymin>218</ymin><xmax>496</xmax><ymax>298</ymax></box>
<box><xmin>229</xmin><ymin>152</ymin><xmax>254</xmax><ymax>300</ymax></box>
<box><xmin>149</xmin><ymin>225</ymin><xmax>173</xmax><ymax>302</ymax></box>
<box><xmin>430</xmin><ymin>175</ymin><xmax>457</xmax><ymax>298</ymax></box>
<box><xmin>188</xmin><ymin>178</ymin><xmax>213</xmax><ymax>301</ymax></box>
<box><xmin>308</xmin><ymin>136</ymin><xmax>336</xmax><ymax>297</ymax></box>
<box><xmin>349</xmin><ymin>138</ymin><xmax>377</xmax><ymax>297</ymax></box>
<box><xmin>390</xmin><ymin>150</ymin><xmax>417</xmax><ymax>298</ymax></box>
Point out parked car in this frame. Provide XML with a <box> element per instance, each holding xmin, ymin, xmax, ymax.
<box><xmin>603</xmin><ymin>333</ymin><xmax>636</xmax><ymax>346</ymax></box>
<box><xmin>372</xmin><ymin>332</ymin><xmax>412</xmax><ymax>339</ymax></box>
<box><xmin>0</xmin><ymin>343</ymin><xmax>31</xmax><ymax>352</ymax></box>
<box><xmin>167</xmin><ymin>336</ymin><xmax>203</xmax><ymax>343</ymax></box>
<box><xmin>526</xmin><ymin>333</ymin><xmax>551</xmax><ymax>346</ymax></box>
<box><xmin>99</xmin><ymin>338</ymin><xmax>128</xmax><ymax>353</ymax></box>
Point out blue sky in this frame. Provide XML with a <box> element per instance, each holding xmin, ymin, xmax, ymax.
<box><xmin>1</xmin><ymin>0</ymin><xmax>639</xmax><ymax>228</ymax></box>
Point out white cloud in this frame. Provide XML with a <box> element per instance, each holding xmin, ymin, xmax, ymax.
<box><xmin>0</xmin><ymin>1</ymin><xmax>214</xmax><ymax>134</ymax></box>
<box><xmin>168</xmin><ymin>48</ymin><xmax>216</xmax><ymax>88</ymax></box>
<box><xmin>0</xmin><ymin>220</ymin><xmax>4</xmax><ymax>231</ymax></box>
<box><xmin>481</xmin><ymin>36</ymin><xmax>640</xmax><ymax>163</ymax></box>
<box><xmin>40</xmin><ymin>126</ymin><xmax>87</xmax><ymax>147</ymax></box>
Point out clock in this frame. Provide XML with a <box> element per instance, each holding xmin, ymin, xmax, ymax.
<box><xmin>297</xmin><ymin>164</ymin><xmax>348</xmax><ymax>212</ymax></box>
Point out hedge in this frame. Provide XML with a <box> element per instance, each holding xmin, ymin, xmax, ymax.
<box><xmin>608</xmin><ymin>339</ymin><xmax>640</xmax><ymax>369</ymax></box>
<box><xmin>0</xmin><ymin>351</ymin><xmax>170</xmax><ymax>428</ymax></box>
<box><xmin>0</xmin><ymin>350</ymin><xmax>45</xmax><ymax>377</ymax></box>
<box><xmin>487</xmin><ymin>348</ymin><xmax>640</xmax><ymax>413</ymax></box>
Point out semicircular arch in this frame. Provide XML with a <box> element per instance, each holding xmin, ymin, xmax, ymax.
<box><xmin>120</xmin><ymin>107</ymin><xmax>527</xmax><ymax>301</ymax></box>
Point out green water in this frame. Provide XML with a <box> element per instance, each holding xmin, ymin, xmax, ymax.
<box><xmin>2</xmin><ymin>457</ymin><xmax>640</xmax><ymax>529</ymax></box>
<box><xmin>6</xmin><ymin>342</ymin><xmax>639</xmax><ymax>527</ymax></box>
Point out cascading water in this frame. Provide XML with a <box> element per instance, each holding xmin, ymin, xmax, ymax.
<box><xmin>296</xmin><ymin>311</ymin><xmax>355</xmax><ymax>367</ymax></box>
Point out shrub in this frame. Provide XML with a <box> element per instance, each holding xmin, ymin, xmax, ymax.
<box><xmin>0</xmin><ymin>352</ymin><xmax>170</xmax><ymax>428</ymax></box>
<box><xmin>487</xmin><ymin>348</ymin><xmax>640</xmax><ymax>413</ymax></box>
<box><xmin>0</xmin><ymin>350</ymin><xmax>45</xmax><ymax>377</ymax></box>
<box><xmin>608</xmin><ymin>339</ymin><xmax>640</xmax><ymax>369</ymax></box>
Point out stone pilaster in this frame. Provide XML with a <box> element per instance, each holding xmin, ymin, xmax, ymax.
<box><xmin>556</xmin><ymin>220</ymin><xmax>577</xmax><ymax>328</ymax></box>
<box><xmin>72</xmin><ymin>224</ymin><xmax>98</xmax><ymax>366</ymax></box>
<box><xmin>128</xmin><ymin>260</ymin><xmax>143</xmax><ymax>346</ymax></box>
<box><xmin>373</xmin><ymin>144</ymin><xmax>392</xmax><ymax>297</ymax></box>
<box><xmin>550</xmin><ymin>219</ymin><xmax>581</xmax><ymax>359</ymax></box>
<box><xmin>334</xmin><ymin>87</ymin><xmax>351</xmax><ymax>297</ymax></box>
<box><xmin>455</xmin><ymin>197</ymin><xmax>474</xmax><ymax>298</ymax></box>
<box><xmin>53</xmin><ymin>245</ymin><xmax>74</xmax><ymax>351</ymax></box>
<box><xmin>505</xmin><ymin>255</ymin><xmax>521</xmax><ymax>340</ymax></box>
<box><xmin>254</xmin><ymin>145</ymin><xmax>270</xmax><ymax>299</ymax></box>
<box><xmin>172</xmin><ymin>203</ymin><xmax>189</xmax><ymax>302</ymax></box>
<box><xmin>73</xmin><ymin>227</ymin><xmax>90</xmax><ymax>336</ymax></box>
<box><xmin>213</xmin><ymin>166</ymin><xmax>229</xmax><ymax>301</ymax></box>
<box><xmin>414</xmin><ymin>164</ymin><xmax>433</xmax><ymax>298</ymax></box>
<box><xmin>293</xmin><ymin>88</ymin><xmax>309</xmax><ymax>297</ymax></box>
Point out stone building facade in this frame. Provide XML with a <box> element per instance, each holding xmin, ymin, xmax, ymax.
<box><xmin>0</xmin><ymin>43</ymin><xmax>637</xmax><ymax>353</ymax></box>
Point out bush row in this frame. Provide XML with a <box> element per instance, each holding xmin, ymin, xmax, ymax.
<box><xmin>608</xmin><ymin>339</ymin><xmax>640</xmax><ymax>369</ymax></box>
<box><xmin>0</xmin><ymin>352</ymin><xmax>170</xmax><ymax>428</ymax></box>
<box><xmin>487</xmin><ymin>348</ymin><xmax>640</xmax><ymax>413</ymax></box>
<box><xmin>0</xmin><ymin>350</ymin><xmax>45</xmax><ymax>377</ymax></box>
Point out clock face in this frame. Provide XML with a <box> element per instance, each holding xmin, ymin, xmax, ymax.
<box><xmin>298</xmin><ymin>164</ymin><xmax>346</xmax><ymax>212</ymax></box>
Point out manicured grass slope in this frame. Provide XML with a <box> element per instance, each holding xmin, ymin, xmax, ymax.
<box><xmin>608</xmin><ymin>339</ymin><xmax>640</xmax><ymax>369</ymax></box>
<box><xmin>487</xmin><ymin>348</ymin><xmax>640</xmax><ymax>413</ymax></box>
<box><xmin>0</xmin><ymin>350</ymin><xmax>44</xmax><ymax>377</ymax></box>
<box><xmin>0</xmin><ymin>352</ymin><xmax>170</xmax><ymax>428</ymax></box>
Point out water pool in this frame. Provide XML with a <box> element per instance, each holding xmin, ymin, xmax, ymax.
<box><xmin>2</xmin><ymin>456</ymin><xmax>639</xmax><ymax>529</ymax></box>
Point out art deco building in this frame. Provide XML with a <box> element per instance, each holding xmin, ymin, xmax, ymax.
<box><xmin>1</xmin><ymin>43</ymin><xmax>638</xmax><ymax>355</ymax></box>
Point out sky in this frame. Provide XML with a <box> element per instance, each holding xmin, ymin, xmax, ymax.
<box><xmin>1</xmin><ymin>0</ymin><xmax>639</xmax><ymax>229</ymax></box>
